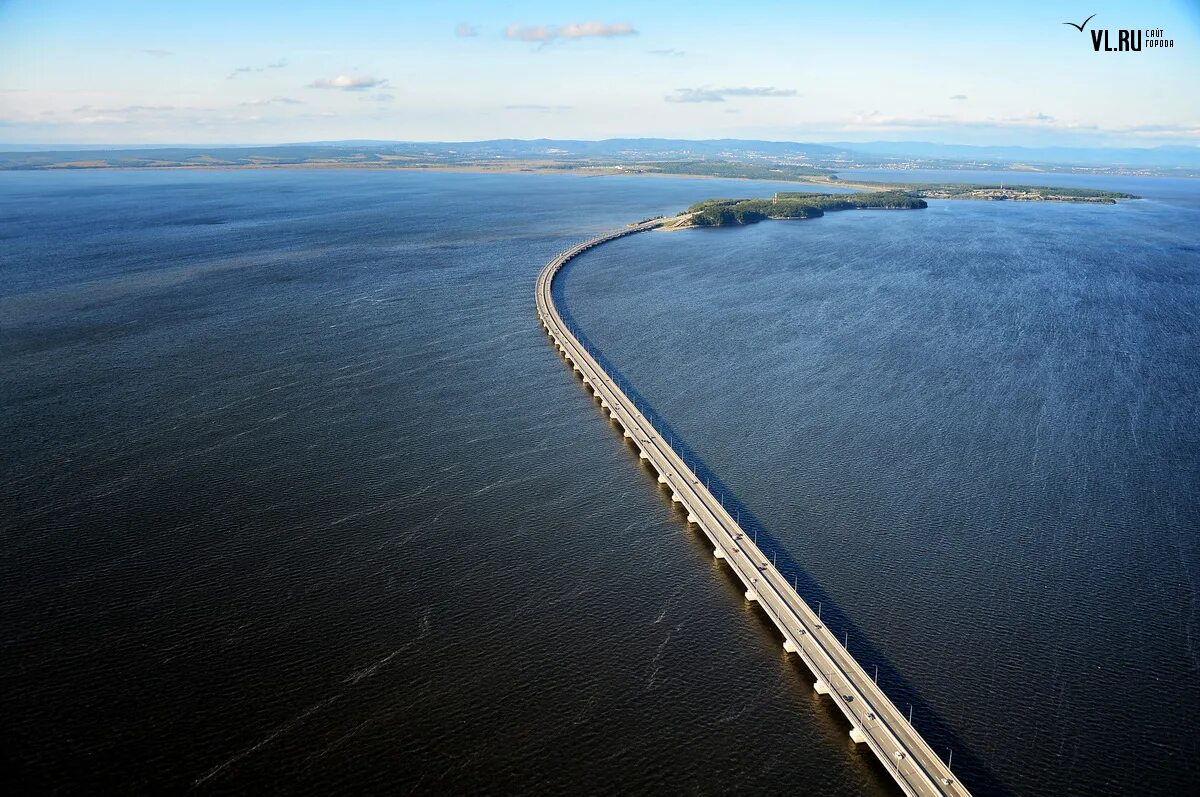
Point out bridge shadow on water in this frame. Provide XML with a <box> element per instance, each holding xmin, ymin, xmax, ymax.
<box><xmin>551</xmin><ymin>258</ymin><xmax>1008</xmax><ymax>796</ymax></box>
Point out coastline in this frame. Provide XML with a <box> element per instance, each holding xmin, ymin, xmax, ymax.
<box><xmin>0</xmin><ymin>161</ymin><xmax>1145</xmax><ymax>210</ymax></box>
<box><xmin>7</xmin><ymin>163</ymin><xmax>1159</xmax><ymax>199</ymax></box>
<box><xmin>10</xmin><ymin>161</ymin><xmax>845</xmax><ymax>183</ymax></box>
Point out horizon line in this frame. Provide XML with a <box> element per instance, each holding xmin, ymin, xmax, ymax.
<box><xmin>2</xmin><ymin>137</ymin><xmax>1198</xmax><ymax>153</ymax></box>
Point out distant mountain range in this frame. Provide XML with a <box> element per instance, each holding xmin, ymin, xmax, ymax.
<box><xmin>828</xmin><ymin>141</ymin><xmax>1200</xmax><ymax>169</ymax></box>
<box><xmin>285</xmin><ymin>138</ymin><xmax>1200</xmax><ymax>169</ymax></box>
<box><xmin>1</xmin><ymin>138</ymin><xmax>1196</xmax><ymax>174</ymax></box>
<box><xmin>287</xmin><ymin>138</ymin><xmax>854</xmax><ymax>159</ymax></box>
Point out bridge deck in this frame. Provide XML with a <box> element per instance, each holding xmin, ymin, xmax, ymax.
<box><xmin>536</xmin><ymin>221</ymin><xmax>971</xmax><ymax>797</ymax></box>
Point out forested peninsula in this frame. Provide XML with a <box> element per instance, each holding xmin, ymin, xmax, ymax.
<box><xmin>684</xmin><ymin>191</ymin><xmax>925</xmax><ymax>227</ymax></box>
<box><xmin>677</xmin><ymin>184</ymin><xmax>1136</xmax><ymax>228</ymax></box>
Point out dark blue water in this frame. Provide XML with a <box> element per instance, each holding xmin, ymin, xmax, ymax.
<box><xmin>2</xmin><ymin>170</ymin><xmax>893</xmax><ymax>795</ymax></box>
<box><xmin>561</xmin><ymin>173</ymin><xmax>1200</xmax><ymax>796</ymax></box>
<box><xmin>1</xmin><ymin>169</ymin><xmax>1197</xmax><ymax>795</ymax></box>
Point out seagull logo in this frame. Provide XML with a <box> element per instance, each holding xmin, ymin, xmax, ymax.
<box><xmin>1063</xmin><ymin>13</ymin><xmax>1096</xmax><ymax>32</ymax></box>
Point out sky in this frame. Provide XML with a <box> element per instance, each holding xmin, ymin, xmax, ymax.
<box><xmin>1</xmin><ymin>0</ymin><xmax>1198</xmax><ymax>148</ymax></box>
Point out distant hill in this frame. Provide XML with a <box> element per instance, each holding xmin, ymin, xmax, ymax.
<box><xmin>831</xmin><ymin>140</ymin><xmax>1200</xmax><ymax>169</ymax></box>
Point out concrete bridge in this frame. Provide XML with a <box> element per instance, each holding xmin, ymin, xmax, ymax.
<box><xmin>536</xmin><ymin>220</ymin><xmax>972</xmax><ymax>797</ymax></box>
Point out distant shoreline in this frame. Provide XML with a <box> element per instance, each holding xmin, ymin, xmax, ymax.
<box><xmin>4</xmin><ymin>160</ymin><xmax>1191</xmax><ymax>184</ymax></box>
<box><xmin>0</xmin><ymin>160</ymin><xmax>888</xmax><ymax>189</ymax></box>
<box><xmin>4</xmin><ymin>161</ymin><xmax>1148</xmax><ymax>205</ymax></box>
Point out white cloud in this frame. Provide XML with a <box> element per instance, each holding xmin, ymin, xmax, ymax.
<box><xmin>228</xmin><ymin>60</ymin><xmax>287</xmax><ymax>79</ymax></box>
<box><xmin>61</xmin><ymin>104</ymin><xmax>178</xmax><ymax>125</ymax></box>
<box><xmin>840</xmin><ymin>110</ymin><xmax>1093</xmax><ymax>132</ymax></box>
<box><xmin>308</xmin><ymin>75</ymin><xmax>389</xmax><ymax>91</ymax></box>
<box><xmin>1107</xmin><ymin>122</ymin><xmax>1200</xmax><ymax>139</ymax></box>
<box><xmin>455</xmin><ymin>23</ymin><xmax>479</xmax><ymax>37</ymax></box>
<box><xmin>504</xmin><ymin>21</ymin><xmax>636</xmax><ymax>43</ymax></box>
<box><xmin>239</xmin><ymin>97</ymin><xmax>303</xmax><ymax>107</ymax></box>
<box><xmin>505</xmin><ymin>104</ymin><xmax>573</xmax><ymax>111</ymax></box>
<box><xmin>648</xmin><ymin>48</ymin><xmax>684</xmax><ymax>57</ymax></box>
<box><xmin>665</xmin><ymin>86</ymin><xmax>798</xmax><ymax>103</ymax></box>
<box><xmin>141</xmin><ymin>49</ymin><xmax>172</xmax><ymax>58</ymax></box>
<box><xmin>950</xmin><ymin>94</ymin><xmax>968</xmax><ymax>100</ymax></box>
<box><xmin>558</xmin><ymin>21</ymin><xmax>636</xmax><ymax>39</ymax></box>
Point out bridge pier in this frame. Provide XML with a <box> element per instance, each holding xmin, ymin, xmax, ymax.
<box><xmin>639</xmin><ymin>451</ymin><xmax>650</xmax><ymax>460</ymax></box>
<box><xmin>850</xmin><ymin>727</ymin><xmax>867</xmax><ymax>744</ymax></box>
<box><xmin>745</xmin><ymin>588</ymin><xmax>760</xmax><ymax>603</ymax></box>
<box><xmin>813</xmin><ymin>679</ymin><xmax>831</xmax><ymax>695</ymax></box>
<box><xmin>687</xmin><ymin>513</ymin><xmax>699</xmax><ymax>524</ymax></box>
<box><xmin>783</xmin><ymin>638</ymin><xmax>799</xmax><ymax>654</ymax></box>
<box><xmin>657</xmin><ymin>474</ymin><xmax>668</xmax><ymax>484</ymax></box>
<box><xmin>713</xmin><ymin>547</ymin><xmax>726</xmax><ymax>560</ymax></box>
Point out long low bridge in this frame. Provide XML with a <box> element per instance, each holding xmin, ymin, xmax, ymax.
<box><xmin>536</xmin><ymin>219</ymin><xmax>972</xmax><ymax>797</ymax></box>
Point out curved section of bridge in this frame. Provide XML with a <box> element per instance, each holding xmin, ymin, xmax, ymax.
<box><xmin>536</xmin><ymin>221</ymin><xmax>971</xmax><ymax>797</ymax></box>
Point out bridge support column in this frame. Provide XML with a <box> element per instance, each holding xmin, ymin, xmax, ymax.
<box><xmin>609</xmin><ymin>411</ymin><xmax>619</xmax><ymax>420</ymax></box>
<box><xmin>850</xmin><ymin>727</ymin><xmax>867</xmax><ymax>744</ymax></box>
<box><xmin>687</xmin><ymin>513</ymin><xmax>699</xmax><ymax>524</ymax></box>
<box><xmin>783</xmin><ymin>638</ymin><xmax>799</xmax><ymax>654</ymax></box>
<box><xmin>623</xmin><ymin>430</ymin><xmax>633</xmax><ymax>438</ymax></box>
<box><xmin>745</xmin><ymin>588</ymin><xmax>759</xmax><ymax>602</ymax></box>
<box><xmin>657</xmin><ymin>474</ymin><xmax>668</xmax><ymax>484</ymax></box>
<box><xmin>813</xmin><ymin>679</ymin><xmax>830</xmax><ymax>695</ymax></box>
<box><xmin>671</xmin><ymin>493</ymin><xmax>682</xmax><ymax>503</ymax></box>
<box><xmin>713</xmin><ymin>547</ymin><xmax>726</xmax><ymax>560</ymax></box>
<box><xmin>639</xmin><ymin>451</ymin><xmax>650</xmax><ymax>460</ymax></box>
